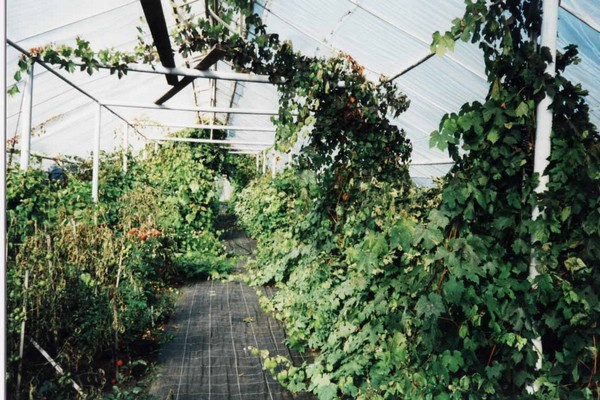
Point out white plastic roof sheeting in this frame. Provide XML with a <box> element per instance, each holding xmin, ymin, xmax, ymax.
<box><xmin>5</xmin><ymin>0</ymin><xmax>600</xmax><ymax>179</ymax></box>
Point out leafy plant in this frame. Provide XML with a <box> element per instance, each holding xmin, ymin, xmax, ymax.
<box><xmin>234</xmin><ymin>1</ymin><xmax>599</xmax><ymax>398</ymax></box>
<box><xmin>6</xmin><ymin>128</ymin><xmax>233</xmax><ymax>398</ymax></box>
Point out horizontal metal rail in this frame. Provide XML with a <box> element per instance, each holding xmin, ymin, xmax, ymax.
<box><xmin>114</xmin><ymin>63</ymin><xmax>274</xmax><ymax>83</ymax></box>
<box><xmin>409</xmin><ymin>160</ymin><xmax>454</xmax><ymax>166</ymax></box>
<box><xmin>151</xmin><ymin>136</ymin><xmax>273</xmax><ymax>146</ymax></box>
<box><xmin>101</xmin><ymin>101</ymin><xmax>283</xmax><ymax>115</ymax></box>
<box><xmin>139</xmin><ymin>122</ymin><xmax>276</xmax><ymax>132</ymax></box>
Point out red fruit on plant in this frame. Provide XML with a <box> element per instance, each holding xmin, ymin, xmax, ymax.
<box><xmin>116</xmin><ymin>359</ymin><xmax>124</xmax><ymax>367</ymax></box>
<box><xmin>128</xmin><ymin>228</ymin><xmax>138</xmax><ymax>236</ymax></box>
<box><xmin>111</xmin><ymin>378</ymin><xmax>117</xmax><ymax>385</ymax></box>
<box><xmin>148</xmin><ymin>228</ymin><xmax>161</xmax><ymax>237</ymax></box>
<box><xmin>138</xmin><ymin>234</ymin><xmax>148</xmax><ymax>241</ymax></box>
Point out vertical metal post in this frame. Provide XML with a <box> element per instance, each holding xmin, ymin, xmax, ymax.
<box><xmin>209</xmin><ymin>64</ymin><xmax>217</xmax><ymax>140</ymax></box>
<box><xmin>122</xmin><ymin>124</ymin><xmax>129</xmax><ymax>173</ymax></box>
<box><xmin>262</xmin><ymin>150</ymin><xmax>266</xmax><ymax>175</ymax></box>
<box><xmin>154</xmin><ymin>141</ymin><xmax>159</xmax><ymax>153</ymax></box>
<box><xmin>288</xmin><ymin>152</ymin><xmax>292</xmax><ymax>167</ymax></box>
<box><xmin>528</xmin><ymin>0</ymin><xmax>559</xmax><ymax>390</ymax></box>
<box><xmin>19</xmin><ymin>63</ymin><xmax>34</xmax><ymax>171</ymax></box>
<box><xmin>531</xmin><ymin>0</ymin><xmax>558</xmax><ymax>234</ymax></box>
<box><xmin>92</xmin><ymin>103</ymin><xmax>101</xmax><ymax>203</ymax></box>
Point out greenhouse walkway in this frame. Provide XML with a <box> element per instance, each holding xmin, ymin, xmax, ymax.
<box><xmin>150</xmin><ymin>220</ymin><xmax>313</xmax><ymax>400</ymax></box>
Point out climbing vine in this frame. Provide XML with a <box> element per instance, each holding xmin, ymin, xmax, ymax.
<box><xmin>236</xmin><ymin>0</ymin><xmax>599</xmax><ymax>398</ymax></box>
<box><xmin>424</xmin><ymin>1</ymin><xmax>600</xmax><ymax>396</ymax></box>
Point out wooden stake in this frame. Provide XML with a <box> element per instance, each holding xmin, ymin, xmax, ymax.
<box><xmin>28</xmin><ymin>336</ymin><xmax>84</xmax><ymax>396</ymax></box>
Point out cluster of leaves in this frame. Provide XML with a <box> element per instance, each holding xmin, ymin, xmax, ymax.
<box><xmin>222</xmin><ymin>152</ymin><xmax>260</xmax><ymax>190</ymax></box>
<box><xmin>234</xmin><ymin>169</ymin><xmax>313</xmax><ymax>238</ymax></box>
<box><xmin>6</xmin><ymin>128</ymin><xmax>234</xmax><ymax>398</ymax></box>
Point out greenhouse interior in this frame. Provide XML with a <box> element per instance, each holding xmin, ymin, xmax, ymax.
<box><xmin>1</xmin><ymin>0</ymin><xmax>599</xmax><ymax>398</ymax></box>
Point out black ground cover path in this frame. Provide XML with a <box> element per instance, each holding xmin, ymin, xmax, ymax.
<box><xmin>150</xmin><ymin>216</ymin><xmax>314</xmax><ymax>400</ymax></box>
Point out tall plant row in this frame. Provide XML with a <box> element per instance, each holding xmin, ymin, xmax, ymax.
<box><xmin>6</xmin><ymin>129</ymin><xmax>241</xmax><ymax>398</ymax></box>
<box><xmin>233</xmin><ymin>0</ymin><xmax>599</xmax><ymax>398</ymax></box>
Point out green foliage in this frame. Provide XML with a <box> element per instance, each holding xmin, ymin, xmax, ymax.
<box><xmin>416</xmin><ymin>1</ymin><xmax>600</xmax><ymax>397</ymax></box>
<box><xmin>235</xmin><ymin>169</ymin><xmax>313</xmax><ymax>239</ymax></box>
<box><xmin>6</xmin><ymin>128</ymin><xmax>233</xmax><ymax>398</ymax></box>
<box><xmin>232</xmin><ymin>1</ymin><xmax>599</xmax><ymax>399</ymax></box>
<box><xmin>236</xmin><ymin>169</ymin><xmax>442</xmax><ymax>398</ymax></box>
<box><xmin>223</xmin><ymin>153</ymin><xmax>260</xmax><ymax>190</ymax></box>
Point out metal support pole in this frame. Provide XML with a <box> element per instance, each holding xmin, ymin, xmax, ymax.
<box><xmin>531</xmin><ymin>0</ymin><xmax>558</xmax><ymax>231</ymax></box>
<box><xmin>92</xmin><ymin>103</ymin><xmax>101</xmax><ymax>203</ymax></box>
<box><xmin>262</xmin><ymin>150</ymin><xmax>266</xmax><ymax>175</ymax></box>
<box><xmin>112</xmin><ymin>63</ymin><xmax>274</xmax><ymax>83</ymax></box>
<box><xmin>210</xmin><ymin>64</ymin><xmax>217</xmax><ymax>140</ymax></box>
<box><xmin>19</xmin><ymin>63</ymin><xmax>34</xmax><ymax>171</ymax></box>
<box><xmin>16</xmin><ymin>270</ymin><xmax>29</xmax><ymax>400</ymax></box>
<box><xmin>528</xmin><ymin>0</ymin><xmax>558</xmax><ymax>391</ymax></box>
<box><xmin>122</xmin><ymin>124</ymin><xmax>129</xmax><ymax>173</ymax></box>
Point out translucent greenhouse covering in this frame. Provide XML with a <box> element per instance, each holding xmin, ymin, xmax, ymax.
<box><xmin>5</xmin><ymin>0</ymin><xmax>600</xmax><ymax>181</ymax></box>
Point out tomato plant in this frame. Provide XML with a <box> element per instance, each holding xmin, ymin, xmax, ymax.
<box><xmin>6</xmin><ymin>128</ymin><xmax>235</xmax><ymax>398</ymax></box>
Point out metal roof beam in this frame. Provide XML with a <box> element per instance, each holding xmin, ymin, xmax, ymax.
<box><xmin>409</xmin><ymin>160</ymin><xmax>454</xmax><ymax>166</ymax></box>
<box><xmin>155</xmin><ymin>47</ymin><xmax>225</xmax><ymax>104</ymax></box>
<box><xmin>6</xmin><ymin>39</ymin><xmax>153</xmax><ymax>143</ymax></box>
<box><xmin>559</xmin><ymin>3</ymin><xmax>600</xmax><ymax>33</ymax></box>
<box><xmin>140</xmin><ymin>0</ymin><xmax>179</xmax><ymax>85</ymax></box>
